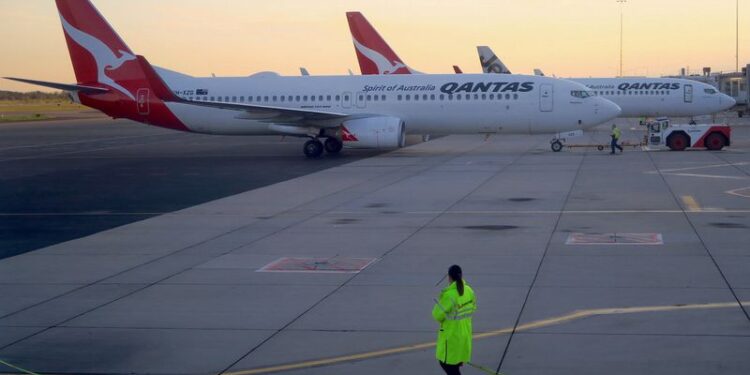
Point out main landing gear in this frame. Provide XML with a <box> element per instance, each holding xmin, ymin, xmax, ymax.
<box><xmin>303</xmin><ymin>137</ymin><xmax>343</xmax><ymax>158</ymax></box>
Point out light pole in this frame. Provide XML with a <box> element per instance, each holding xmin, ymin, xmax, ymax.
<box><xmin>618</xmin><ymin>0</ymin><xmax>627</xmax><ymax>77</ymax></box>
<box><xmin>736</xmin><ymin>0</ymin><xmax>739</xmax><ymax>72</ymax></box>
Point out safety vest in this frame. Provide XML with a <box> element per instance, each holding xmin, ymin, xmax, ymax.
<box><xmin>432</xmin><ymin>281</ymin><xmax>476</xmax><ymax>365</ymax></box>
<box><xmin>612</xmin><ymin>127</ymin><xmax>622</xmax><ymax>140</ymax></box>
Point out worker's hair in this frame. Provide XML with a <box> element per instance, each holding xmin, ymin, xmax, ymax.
<box><xmin>448</xmin><ymin>265</ymin><xmax>464</xmax><ymax>296</ymax></box>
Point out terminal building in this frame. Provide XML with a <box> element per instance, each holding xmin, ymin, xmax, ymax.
<box><xmin>667</xmin><ymin>64</ymin><xmax>750</xmax><ymax>116</ymax></box>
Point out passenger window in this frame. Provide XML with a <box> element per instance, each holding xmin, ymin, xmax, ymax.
<box><xmin>311</xmin><ymin>95</ymin><xmax>315</xmax><ymax>102</ymax></box>
<box><xmin>231</xmin><ymin>96</ymin><xmax>236</xmax><ymax>102</ymax></box>
<box><xmin>280</xmin><ymin>96</ymin><xmax>285</xmax><ymax>102</ymax></box>
<box><xmin>296</xmin><ymin>96</ymin><xmax>301</xmax><ymax>101</ymax></box>
<box><xmin>288</xmin><ymin>96</ymin><xmax>293</xmax><ymax>102</ymax></box>
<box><xmin>373</xmin><ymin>95</ymin><xmax>378</xmax><ymax>101</ymax></box>
<box><xmin>414</xmin><ymin>95</ymin><xmax>419</xmax><ymax>101</ymax></box>
<box><xmin>366</xmin><ymin>95</ymin><xmax>372</xmax><ymax>101</ymax></box>
<box><xmin>381</xmin><ymin>95</ymin><xmax>386</xmax><ymax>101</ymax></box>
<box><xmin>457</xmin><ymin>94</ymin><xmax>462</xmax><ymax>100</ymax></box>
<box><xmin>503</xmin><ymin>94</ymin><xmax>509</xmax><ymax>100</ymax></box>
<box><xmin>513</xmin><ymin>93</ymin><xmax>518</xmax><ymax>100</ymax></box>
<box><xmin>398</xmin><ymin>94</ymin><xmax>403</xmax><ymax>101</ymax></box>
<box><xmin>489</xmin><ymin>94</ymin><xmax>494</xmax><ymax>100</ymax></box>
<box><xmin>481</xmin><ymin>94</ymin><xmax>486</xmax><ymax>100</ymax></box>
<box><xmin>319</xmin><ymin>95</ymin><xmax>323</xmax><ymax>101</ymax></box>
<box><xmin>358</xmin><ymin>95</ymin><xmax>363</xmax><ymax>101</ymax></box>
<box><xmin>474</xmin><ymin>94</ymin><xmax>479</xmax><ymax>100</ymax></box>
<box><xmin>210</xmin><ymin>96</ymin><xmax>215</xmax><ymax>101</ymax></box>
<box><xmin>271</xmin><ymin>96</ymin><xmax>276</xmax><ymax>102</ymax></box>
<box><xmin>327</xmin><ymin>95</ymin><xmax>332</xmax><ymax>101</ymax></box>
<box><xmin>335</xmin><ymin>95</ymin><xmax>340</xmax><ymax>101</ymax></box>
<box><xmin>344</xmin><ymin>95</ymin><xmax>349</xmax><ymax>101</ymax></box>
<box><xmin>304</xmin><ymin>96</ymin><xmax>308</xmax><ymax>101</ymax></box>
<box><xmin>423</xmin><ymin>94</ymin><xmax>428</xmax><ymax>100</ymax></box>
<box><xmin>439</xmin><ymin>94</ymin><xmax>444</xmax><ymax>100</ymax></box>
<box><xmin>406</xmin><ymin>94</ymin><xmax>411</xmax><ymax>100</ymax></box>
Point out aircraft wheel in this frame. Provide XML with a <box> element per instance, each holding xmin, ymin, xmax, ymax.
<box><xmin>304</xmin><ymin>139</ymin><xmax>324</xmax><ymax>158</ymax></box>
<box><xmin>324</xmin><ymin>138</ymin><xmax>343</xmax><ymax>154</ymax></box>
<box><xmin>667</xmin><ymin>133</ymin><xmax>689</xmax><ymax>151</ymax></box>
<box><xmin>551</xmin><ymin>140</ymin><xmax>563</xmax><ymax>152</ymax></box>
<box><xmin>704</xmin><ymin>133</ymin><xmax>726</xmax><ymax>151</ymax></box>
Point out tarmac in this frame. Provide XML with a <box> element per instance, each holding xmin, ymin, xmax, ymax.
<box><xmin>1</xmin><ymin>115</ymin><xmax>750</xmax><ymax>374</ymax></box>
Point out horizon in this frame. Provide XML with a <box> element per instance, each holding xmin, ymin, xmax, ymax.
<box><xmin>0</xmin><ymin>0</ymin><xmax>747</xmax><ymax>92</ymax></box>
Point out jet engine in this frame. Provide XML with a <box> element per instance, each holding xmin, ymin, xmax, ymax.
<box><xmin>340</xmin><ymin>116</ymin><xmax>405</xmax><ymax>149</ymax></box>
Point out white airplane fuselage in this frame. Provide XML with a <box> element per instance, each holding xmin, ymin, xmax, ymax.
<box><xmin>573</xmin><ymin>78</ymin><xmax>734</xmax><ymax>118</ymax></box>
<box><xmin>162</xmin><ymin>73</ymin><xmax>620</xmax><ymax>136</ymax></box>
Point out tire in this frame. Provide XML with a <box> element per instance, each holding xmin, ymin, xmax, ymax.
<box><xmin>324</xmin><ymin>138</ymin><xmax>343</xmax><ymax>154</ymax></box>
<box><xmin>551</xmin><ymin>141</ymin><xmax>563</xmax><ymax>152</ymax></box>
<box><xmin>597</xmin><ymin>145</ymin><xmax>604</xmax><ymax>151</ymax></box>
<box><xmin>704</xmin><ymin>132</ymin><xmax>726</xmax><ymax>151</ymax></box>
<box><xmin>303</xmin><ymin>139</ymin><xmax>324</xmax><ymax>158</ymax></box>
<box><xmin>667</xmin><ymin>132</ymin><xmax>689</xmax><ymax>151</ymax></box>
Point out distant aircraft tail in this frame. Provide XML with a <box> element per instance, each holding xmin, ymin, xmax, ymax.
<box><xmin>453</xmin><ymin>65</ymin><xmax>464</xmax><ymax>74</ymax></box>
<box><xmin>346</xmin><ymin>11</ymin><xmax>415</xmax><ymax>75</ymax></box>
<box><xmin>477</xmin><ymin>46</ymin><xmax>512</xmax><ymax>74</ymax></box>
<box><xmin>44</xmin><ymin>0</ymin><xmax>189</xmax><ymax>130</ymax></box>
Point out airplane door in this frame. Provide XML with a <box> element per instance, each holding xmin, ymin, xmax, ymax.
<box><xmin>540</xmin><ymin>84</ymin><xmax>553</xmax><ymax>112</ymax></box>
<box><xmin>684</xmin><ymin>84</ymin><xmax>693</xmax><ymax>103</ymax></box>
<box><xmin>341</xmin><ymin>92</ymin><xmax>352</xmax><ymax>108</ymax></box>
<box><xmin>355</xmin><ymin>92</ymin><xmax>367</xmax><ymax>109</ymax></box>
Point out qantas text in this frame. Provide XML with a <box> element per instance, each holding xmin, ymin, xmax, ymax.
<box><xmin>440</xmin><ymin>82</ymin><xmax>534</xmax><ymax>95</ymax></box>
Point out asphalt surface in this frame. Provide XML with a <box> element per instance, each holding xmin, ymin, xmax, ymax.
<box><xmin>1</xmin><ymin>115</ymin><xmax>749</xmax><ymax>375</ymax></box>
<box><xmin>0</xmin><ymin>118</ymin><xmax>381</xmax><ymax>260</ymax></box>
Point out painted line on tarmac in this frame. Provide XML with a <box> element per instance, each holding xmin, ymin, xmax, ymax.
<box><xmin>681</xmin><ymin>195</ymin><xmax>702</xmax><ymax>212</ymax></box>
<box><xmin>726</xmin><ymin>186</ymin><xmax>750</xmax><ymax>199</ymax></box>
<box><xmin>665</xmin><ymin>173</ymin><xmax>748</xmax><ymax>180</ymax></box>
<box><xmin>223</xmin><ymin>301</ymin><xmax>748</xmax><ymax>375</ymax></box>
<box><xmin>332</xmin><ymin>209</ymin><xmax>750</xmax><ymax>215</ymax></box>
<box><xmin>649</xmin><ymin>162</ymin><xmax>750</xmax><ymax>174</ymax></box>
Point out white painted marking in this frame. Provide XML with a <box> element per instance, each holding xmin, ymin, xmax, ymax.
<box><xmin>726</xmin><ymin>186</ymin><xmax>750</xmax><ymax>198</ymax></box>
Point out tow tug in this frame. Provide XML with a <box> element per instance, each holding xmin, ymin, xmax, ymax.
<box><xmin>642</xmin><ymin>118</ymin><xmax>731</xmax><ymax>151</ymax></box>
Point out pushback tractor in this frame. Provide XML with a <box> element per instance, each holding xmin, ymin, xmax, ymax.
<box><xmin>643</xmin><ymin>118</ymin><xmax>731</xmax><ymax>151</ymax></box>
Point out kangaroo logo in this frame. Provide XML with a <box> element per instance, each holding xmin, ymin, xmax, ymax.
<box><xmin>59</xmin><ymin>14</ymin><xmax>136</xmax><ymax>100</ymax></box>
<box><xmin>352</xmin><ymin>38</ymin><xmax>407</xmax><ymax>75</ymax></box>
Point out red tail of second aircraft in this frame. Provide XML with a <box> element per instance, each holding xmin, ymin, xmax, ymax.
<box><xmin>346</xmin><ymin>12</ymin><xmax>413</xmax><ymax>75</ymax></box>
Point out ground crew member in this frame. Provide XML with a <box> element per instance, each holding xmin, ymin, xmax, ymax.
<box><xmin>432</xmin><ymin>265</ymin><xmax>476</xmax><ymax>375</ymax></box>
<box><xmin>611</xmin><ymin>124</ymin><xmax>623</xmax><ymax>154</ymax></box>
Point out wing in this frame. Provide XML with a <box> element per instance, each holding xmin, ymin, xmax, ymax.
<box><xmin>182</xmin><ymin>99</ymin><xmax>351</xmax><ymax>126</ymax></box>
<box><xmin>4</xmin><ymin>77</ymin><xmax>109</xmax><ymax>94</ymax></box>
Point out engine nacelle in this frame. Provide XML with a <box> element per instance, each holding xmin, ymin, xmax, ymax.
<box><xmin>341</xmin><ymin>116</ymin><xmax>405</xmax><ymax>149</ymax></box>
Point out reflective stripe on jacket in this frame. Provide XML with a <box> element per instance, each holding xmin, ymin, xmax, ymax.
<box><xmin>432</xmin><ymin>281</ymin><xmax>476</xmax><ymax>365</ymax></box>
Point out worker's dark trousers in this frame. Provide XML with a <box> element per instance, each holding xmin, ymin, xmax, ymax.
<box><xmin>439</xmin><ymin>361</ymin><xmax>462</xmax><ymax>375</ymax></box>
<box><xmin>611</xmin><ymin>138</ymin><xmax>623</xmax><ymax>153</ymax></box>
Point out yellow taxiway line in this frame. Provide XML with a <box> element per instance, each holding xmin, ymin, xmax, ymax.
<box><xmin>224</xmin><ymin>301</ymin><xmax>747</xmax><ymax>375</ymax></box>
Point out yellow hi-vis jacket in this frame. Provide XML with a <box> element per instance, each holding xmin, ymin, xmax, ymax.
<box><xmin>612</xmin><ymin>127</ymin><xmax>622</xmax><ymax>140</ymax></box>
<box><xmin>432</xmin><ymin>281</ymin><xmax>476</xmax><ymax>365</ymax></box>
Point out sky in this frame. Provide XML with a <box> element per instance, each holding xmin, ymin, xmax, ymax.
<box><xmin>0</xmin><ymin>0</ymin><xmax>747</xmax><ymax>92</ymax></box>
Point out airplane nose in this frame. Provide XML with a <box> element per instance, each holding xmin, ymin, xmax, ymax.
<box><xmin>721</xmin><ymin>93</ymin><xmax>736</xmax><ymax>109</ymax></box>
<box><xmin>597</xmin><ymin>97</ymin><xmax>621</xmax><ymax>122</ymax></box>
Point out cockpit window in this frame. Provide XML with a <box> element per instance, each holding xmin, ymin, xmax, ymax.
<box><xmin>704</xmin><ymin>88</ymin><xmax>717</xmax><ymax>94</ymax></box>
<box><xmin>571</xmin><ymin>90</ymin><xmax>593</xmax><ymax>98</ymax></box>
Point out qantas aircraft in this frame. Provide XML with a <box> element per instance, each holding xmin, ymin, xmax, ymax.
<box><xmin>348</xmin><ymin>13</ymin><xmax>735</xmax><ymax>119</ymax></box>
<box><xmin>6</xmin><ymin>1</ymin><xmax>620</xmax><ymax>158</ymax></box>
<box><xmin>475</xmin><ymin>46</ymin><xmax>735</xmax><ymax>119</ymax></box>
